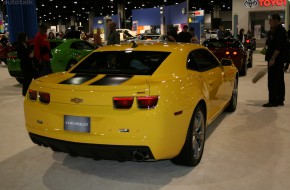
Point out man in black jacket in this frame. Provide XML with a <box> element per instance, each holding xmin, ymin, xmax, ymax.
<box><xmin>263</xmin><ymin>14</ymin><xmax>287</xmax><ymax>107</ymax></box>
<box><xmin>177</xmin><ymin>25</ymin><xmax>192</xmax><ymax>43</ymax></box>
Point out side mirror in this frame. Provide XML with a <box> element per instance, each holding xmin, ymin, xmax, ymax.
<box><xmin>221</xmin><ymin>58</ymin><xmax>233</xmax><ymax>66</ymax></box>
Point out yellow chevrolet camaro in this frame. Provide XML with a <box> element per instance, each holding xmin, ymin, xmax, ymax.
<box><xmin>24</xmin><ymin>42</ymin><xmax>238</xmax><ymax>166</ymax></box>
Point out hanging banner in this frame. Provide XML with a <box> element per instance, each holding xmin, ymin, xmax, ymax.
<box><xmin>0</xmin><ymin>10</ymin><xmax>3</xmax><ymax>33</ymax></box>
<box><xmin>132</xmin><ymin>21</ymin><xmax>138</xmax><ymax>32</ymax></box>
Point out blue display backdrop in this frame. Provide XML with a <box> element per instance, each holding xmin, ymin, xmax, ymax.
<box><xmin>164</xmin><ymin>1</ymin><xmax>187</xmax><ymax>25</ymax></box>
<box><xmin>132</xmin><ymin>7</ymin><xmax>161</xmax><ymax>26</ymax></box>
<box><xmin>5</xmin><ymin>0</ymin><xmax>38</xmax><ymax>43</ymax></box>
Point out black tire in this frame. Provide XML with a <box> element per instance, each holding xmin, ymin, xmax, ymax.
<box><xmin>248</xmin><ymin>51</ymin><xmax>253</xmax><ymax>68</ymax></box>
<box><xmin>171</xmin><ymin>105</ymin><xmax>206</xmax><ymax>166</ymax></box>
<box><xmin>16</xmin><ymin>78</ymin><xmax>24</xmax><ymax>84</ymax></box>
<box><xmin>239</xmin><ymin>60</ymin><xmax>247</xmax><ymax>76</ymax></box>
<box><xmin>225</xmin><ymin>77</ymin><xmax>238</xmax><ymax>112</ymax></box>
<box><xmin>65</xmin><ymin>60</ymin><xmax>77</xmax><ymax>71</ymax></box>
<box><xmin>248</xmin><ymin>58</ymin><xmax>252</xmax><ymax>68</ymax></box>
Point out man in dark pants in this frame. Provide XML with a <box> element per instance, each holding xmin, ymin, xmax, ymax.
<box><xmin>16</xmin><ymin>33</ymin><xmax>34</xmax><ymax>96</ymax></box>
<box><xmin>264</xmin><ymin>14</ymin><xmax>287</xmax><ymax>107</ymax></box>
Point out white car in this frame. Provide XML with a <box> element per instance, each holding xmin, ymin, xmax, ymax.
<box><xmin>205</xmin><ymin>30</ymin><xmax>218</xmax><ymax>39</ymax></box>
<box><xmin>137</xmin><ymin>34</ymin><xmax>169</xmax><ymax>42</ymax></box>
<box><xmin>116</xmin><ymin>29</ymin><xmax>137</xmax><ymax>41</ymax></box>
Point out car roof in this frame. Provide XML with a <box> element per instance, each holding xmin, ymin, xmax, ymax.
<box><xmin>203</xmin><ymin>38</ymin><xmax>238</xmax><ymax>43</ymax></box>
<box><xmin>94</xmin><ymin>42</ymin><xmax>205</xmax><ymax>53</ymax></box>
<box><xmin>52</xmin><ymin>38</ymin><xmax>86</xmax><ymax>42</ymax></box>
<box><xmin>141</xmin><ymin>34</ymin><xmax>162</xmax><ymax>36</ymax></box>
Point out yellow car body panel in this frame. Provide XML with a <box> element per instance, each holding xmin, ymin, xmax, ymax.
<box><xmin>24</xmin><ymin>42</ymin><xmax>238</xmax><ymax>161</ymax></box>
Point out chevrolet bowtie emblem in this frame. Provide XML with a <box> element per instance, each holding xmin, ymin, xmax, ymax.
<box><xmin>71</xmin><ymin>98</ymin><xmax>83</xmax><ymax>103</ymax></box>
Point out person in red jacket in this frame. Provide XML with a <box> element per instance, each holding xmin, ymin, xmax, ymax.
<box><xmin>34</xmin><ymin>24</ymin><xmax>52</xmax><ymax>77</ymax></box>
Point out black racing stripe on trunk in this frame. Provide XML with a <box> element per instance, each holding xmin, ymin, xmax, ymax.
<box><xmin>59</xmin><ymin>74</ymin><xmax>98</xmax><ymax>85</ymax></box>
<box><xmin>90</xmin><ymin>75</ymin><xmax>133</xmax><ymax>86</ymax></box>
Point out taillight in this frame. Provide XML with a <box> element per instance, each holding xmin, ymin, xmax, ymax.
<box><xmin>246</xmin><ymin>39</ymin><xmax>250</xmax><ymax>43</ymax></box>
<box><xmin>225</xmin><ymin>51</ymin><xmax>238</xmax><ymax>56</ymax></box>
<box><xmin>39</xmin><ymin>92</ymin><xmax>50</xmax><ymax>104</ymax></box>
<box><xmin>137</xmin><ymin>96</ymin><xmax>159</xmax><ymax>109</ymax></box>
<box><xmin>28</xmin><ymin>89</ymin><xmax>37</xmax><ymax>101</ymax></box>
<box><xmin>8</xmin><ymin>56</ymin><xmax>17</xmax><ymax>59</ymax></box>
<box><xmin>28</xmin><ymin>89</ymin><xmax>50</xmax><ymax>104</ymax></box>
<box><xmin>113</xmin><ymin>97</ymin><xmax>134</xmax><ymax>109</ymax></box>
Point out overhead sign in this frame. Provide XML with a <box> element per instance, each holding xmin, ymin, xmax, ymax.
<box><xmin>244</xmin><ymin>0</ymin><xmax>258</xmax><ymax>8</ymax></box>
<box><xmin>193</xmin><ymin>10</ymin><xmax>204</xmax><ymax>16</ymax></box>
<box><xmin>258</xmin><ymin>0</ymin><xmax>286</xmax><ymax>6</ymax></box>
<box><xmin>244</xmin><ymin>0</ymin><xmax>286</xmax><ymax>8</ymax></box>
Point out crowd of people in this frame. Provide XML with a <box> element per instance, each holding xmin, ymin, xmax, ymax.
<box><xmin>15</xmin><ymin>24</ymin><xmax>52</xmax><ymax>96</ymax></box>
<box><xmin>12</xmin><ymin>21</ymin><xmax>120</xmax><ymax>96</ymax></box>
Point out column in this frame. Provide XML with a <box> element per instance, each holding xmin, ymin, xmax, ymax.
<box><xmin>212</xmin><ymin>5</ymin><xmax>221</xmax><ymax>29</ymax></box>
<box><xmin>70</xmin><ymin>16</ymin><xmax>76</xmax><ymax>29</ymax></box>
<box><xmin>88</xmin><ymin>12</ymin><xmax>94</xmax><ymax>35</ymax></box>
<box><xmin>286</xmin><ymin>0</ymin><xmax>290</xmax><ymax>31</ymax></box>
<box><xmin>213</xmin><ymin>5</ymin><xmax>220</xmax><ymax>18</ymax></box>
<box><xmin>117</xmin><ymin>3</ymin><xmax>125</xmax><ymax>28</ymax></box>
<box><xmin>160</xmin><ymin>6</ymin><xmax>165</xmax><ymax>35</ymax></box>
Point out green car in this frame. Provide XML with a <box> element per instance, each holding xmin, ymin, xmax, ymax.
<box><xmin>7</xmin><ymin>39</ymin><xmax>95</xmax><ymax>83</ymax></box>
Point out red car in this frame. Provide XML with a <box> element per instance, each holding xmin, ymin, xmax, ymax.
<box><xmin>203</xmin><ymin>38</ymin><xmax>252</xmax><ymax>76</ymax></box>
<box><xmin>0</xmin><ymin>35</ymin><xmax>12</xmax><ymax>65</ymax></box>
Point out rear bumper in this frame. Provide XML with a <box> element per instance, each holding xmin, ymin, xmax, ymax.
<box><xmin>24</xmin><ymin>98</ymin><xmax>193</xmax><ymax>160</ymax></box>
<box><xmin>29</xmin><ymin>133</ymin><xmax>154</xmax><ymax>161</ymax></box>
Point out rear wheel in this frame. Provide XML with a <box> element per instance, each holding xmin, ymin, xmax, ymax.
<box><xmin>248</xmin><ymin>58</ymin><xmax>252</xmax><ymax>68</ymax></box>
<box><xmin>239</xmin><ymin>60</ymin><xmax>247</xmax><ymax>76</ymax></box>
<box><xmin>65</xmin><ymin>60</ymin><xmax>77</xmax><ymax>71</ymax></box>
<box><xmin>171</xmin><ymin>105</ymin><xmax>206</xmax><ymax>166</ymax></box>
<box><xmin>225</xmin><ymin>77</ymin><xmax>238</xmax><ymax>112</ymax></box>
<box><xmin>248</xmin><ymin>51</ymin><xmax>253</xmax><ymax>68</ymax></box>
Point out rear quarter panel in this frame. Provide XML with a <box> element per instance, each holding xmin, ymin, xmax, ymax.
<box><xmin>148</xmin><ymin>47</ymin><xmax>207</xmax><ymax>153</ymax></box>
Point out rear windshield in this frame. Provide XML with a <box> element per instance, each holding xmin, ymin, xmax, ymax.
<box><xmin>203</xmin><ymin>40</ymin><xmax>239</xmax><ymax>48</ymax></box>
<box><xmin>70</xmin><ymin>51</ymin><xmax>170</xmax><ymax>75</ymax></box>
<box><xmin>140</xmin><ymin>35</ymin><xmax>160</xmax><ymax>40</ymax></box>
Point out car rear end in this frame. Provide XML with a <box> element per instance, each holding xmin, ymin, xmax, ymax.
<box><xmin>203</xmin><ymin>39</ymin><xmax>244</xmax><ymax>71</ymax></box>
<box><xmin>24</xmin><ymin>43</ymin><xmax>195</xmax><ymax>161</ymax></box>
<box><xmin>7</xmin><ymin>51</ymin><xmax>23</xmax><ymax>79</ymax></box>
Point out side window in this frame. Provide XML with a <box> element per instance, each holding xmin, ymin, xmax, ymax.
<box><xmin>70</xmin><ymin>42</ymin><xmax>84</xmax><ymax>50</ymax></box>
<box><xmin>187</xmin><ymin>52</ymin><xmax>199</xmax><ymax>71</ymax></box>
<box><xmin>233</xmin><ymin>41</ymin><xmax>241</xmax><ymax>48</ymax></box>
<box><xmin>82</xmin><ymin>42</ymin><xmax>95</xmax><ymax>50</ymax></box>
<box><xmin>191</xmin><ymin>49</ymin><xmax>220</xmax><ymax>71</ymax></box>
